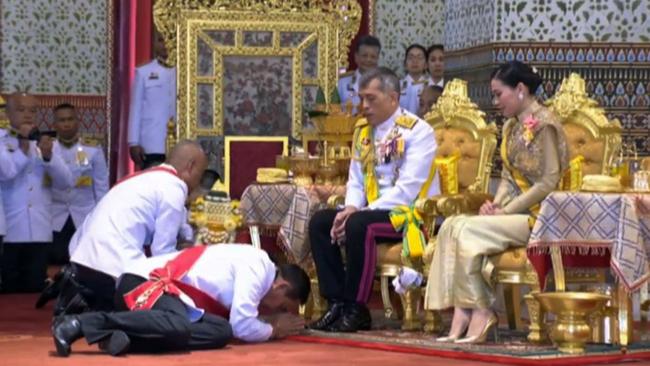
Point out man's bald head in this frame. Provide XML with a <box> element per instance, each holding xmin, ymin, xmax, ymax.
<box><xmin>167</xmin><ymin>140</ymin><xmax>209</xmax><ymax>197</ymax></box>
<box><xmin>6</xmin><ymin>92</ymin><xmax>39</xmax><ymax>129</ymax></box>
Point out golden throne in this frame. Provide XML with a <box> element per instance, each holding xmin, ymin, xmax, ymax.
<box><xmin>488</xmin><ymin>73</ymin><xmax>623</xmax><ymax>342</ymax></box>
<box><xmin>418</xmin><ymin>79</ymin><xmax>498</xmax><ymax>331</ymax></box>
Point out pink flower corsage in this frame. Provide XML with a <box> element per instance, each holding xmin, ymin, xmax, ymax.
<box><xmin>522</xmin><ymin>115</ymin><xmax>539</xmax><ymax>146</ymax></box>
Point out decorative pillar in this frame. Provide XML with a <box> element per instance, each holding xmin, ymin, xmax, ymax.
<box><xmin>444</xmin><ymin>0</ymin><xmax>650</xmax><ymax>156</ymax></box>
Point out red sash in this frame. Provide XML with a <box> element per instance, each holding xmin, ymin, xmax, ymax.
<box><xmin>123</xmin><ymin>245</ymin><xmax>230</xmax><ymax>319</ymax></box>
<box><xmin>116</xmin><ymin>165</ymin><xmax>178</xmax><ymax>186</ymax></box>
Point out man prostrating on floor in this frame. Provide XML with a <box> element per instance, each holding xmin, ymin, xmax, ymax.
<box><xmin>52</xmin><ymin>244</ymin><xmax>310</xmax><ymax>356</ymax></box>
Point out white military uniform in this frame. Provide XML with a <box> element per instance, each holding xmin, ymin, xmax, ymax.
<box><xmin>0</xmin><ymin>129</ymin><xmax>8</xmax><ymax>237</ymax></box>
<box><xmin>51</xmin><ymin>137</ymin><xmax>109</xmax><ymax>232</ymax></box>
<box><xmin>128</xmin><ymin>59</ymin><xmax>176</xmax><ymax>155</ymax></box>
<box><xmin>399</xmin><ymin>74</ymin><xmax>428</xmax><ymax>115</ymax></box>
<box><xmin>0</xmin><ymin>131</ymin><xmax>73</xmax><ymax>243</ymax></box>
<box><xmin>129</xmin><ymin>244</ymin><xmax>276</xmax><ymax>343</ymax></box>
<box><xmin>69</xmin><ymin>164</ymin><xmax>187</xmax><ymax>278</ymax></box>
<box><xmin>345</xmin><ymin>109</ymin><xmax>440</xmax><ymax>210</ymax></box>
<box><xmin>337</xmin><ymin>70</ymin><xmax>362</xmax><ymax>115</ymax></box>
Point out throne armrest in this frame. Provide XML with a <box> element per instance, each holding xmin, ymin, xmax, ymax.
<box><xmin>436</xmin><ymin>192</ymin><xmax>493</xmax><ymax>217</ymax></box>
<box><xmin>327</xmin><ymin>194</ymin><xmax>345</xmax><ymax>208</ymax></box>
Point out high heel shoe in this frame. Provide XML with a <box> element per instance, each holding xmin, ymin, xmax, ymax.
<box><xmin>454</xmin><ymin>312</ymin><xmax>498</xmax><ymax>344</ymax></box>
<box><xmin>435</xmin><ymin>321</ymin><xmax>469</xmax><ymax>342</ymax></box>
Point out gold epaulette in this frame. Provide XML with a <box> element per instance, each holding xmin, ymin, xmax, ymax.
<box><xmin>339</xmin><ymin>70</ymin><xmax>355</xmax><ymax>79</ymax></box>
<box><xmin>80</xmin><ymin>134</ymin><xmax>102</xmax><ymax>147</ymax></box>
<box><xmin>354</xmin><ymin>118</ymin><xmax>369</xmax><ymax>129</ymax></box>
<box><xmin>395</xmin><ymin>114</ymin><xmax>417</xmax><ymax>129</ymax></box>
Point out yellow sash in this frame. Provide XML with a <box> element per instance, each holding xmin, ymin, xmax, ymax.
<box><xmin>500</xmin><ymin>126</ymin><xmax>540</xmax><ymax>228</ymax></box>
<box><xmin>353</xmin><ymin>123</ymin><xmax>379</xmax><ymax>203</ymax></box>
<box><xmin>389</xmin><ymin>205</ymin><xmax>425</xmax><ymax>259</ymax></box>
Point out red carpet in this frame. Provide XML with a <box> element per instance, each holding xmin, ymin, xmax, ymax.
<box><xmin>0</xmin><ymin>294</ymin><xmax>503</xmax><ymax>366</ymax></box>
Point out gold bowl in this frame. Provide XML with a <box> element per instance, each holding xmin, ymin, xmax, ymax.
<box><xmin>534</xmin><ymin>292</ymin><xmax>610</xmax><ymax>354</ymax></box>
<box><xmin>290</xmin><ymin>155</ymin><xmax>319</xmax><ymax>186</ymax></box>
<box><xmin>316</xmin><ymin>163</ymin><xmax>339</xmax><ymax>185</ymax></box>
<box><xmin>311</xmin><ymin>113</ymin><xmax>357</xmax><ymax>135</ymax></box>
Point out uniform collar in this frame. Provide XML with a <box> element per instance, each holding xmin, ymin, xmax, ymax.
<box><xmin>405</xmin><ymin>74</ymin><xmax>425</xmax><ymax>84</ymax></box>
<box><xmin>375</xmin><ymin>108</ymin><xmax>402</xmax><ymax>133</ymax></box>
<box><xmin>58</xmin><ymin>136</ymin><xmax>79</xmax><ymax>148</ymax></box>
<box><xmin>155</xmin><ymin>57</ymin><xmax>173</xmax><ymax>69</ymax></box>
<box><xmin>429</xmin><ymin>77</ymin><xmax>444</xmax><ymax>87</ymax></box>
<box><xmin>159</xmin><ymin>163</ymin><xmax>177</xmax><ymax>173</ymax></box>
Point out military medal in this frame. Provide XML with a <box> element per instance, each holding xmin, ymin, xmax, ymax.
<box><xmin>76</xmin><ymin>146</ymin><xmax>89</xmax><ymax>167</ymax></box>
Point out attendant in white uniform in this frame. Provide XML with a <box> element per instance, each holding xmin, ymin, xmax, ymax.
<box><xmin>0</xmin><ymin>129</ymin><xmax>8</xmax><ymax>255</ymax></box>
<box><xmin>426</xmin><ymin>44</ymin><xmax>445</xmax><ymax>88</ymax></box>
<box><xmin>50</xmin><ymin>103</ymin><xmax>109</xmax><ymax>265</ymax></box>
<box><xmin>309</xmin><ymin>67</ymin><xmax>439</xmax><ymax>332</ymax></box>
<box><xmin>56</xmin><ymin>140</ymin><xmax>208</xmax><ymax>313</ymax></box>
<box><xmin>399</xmin><ymin>44</ymin><xmax>428</xmax><ymax>114</ymax></box>
<box><xmin>52</xmin><ymin>244</ymin><xmax>309</xmax><ymax>357</ymax></box>
<box><xmin>128</xmin><ymin>30</ymin><xmax>176</xmax><ymax>170</ymax></box>
<box><xmin>0</xmin><ymin>93</ymin><xmax>73</xmax><ymax>293</ymax></box>
<box><xmin>337</xmin><ymin>35</ymin><xmax>381</xmax><ymax>115</ymax></box>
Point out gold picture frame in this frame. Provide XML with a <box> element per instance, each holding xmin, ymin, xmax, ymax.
<box><xmin>224</xmin><ymin>135</ymin><xmax>289</xmax><ymax>195</ymax></box>
<box><xmin>154</xmin><ymin>0</ymin><xmax>361</xmax><ymax>140</ymax></box>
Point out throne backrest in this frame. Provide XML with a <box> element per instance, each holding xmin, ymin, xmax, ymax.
<box><xmin>547</xmin><ymin>73</ymin><xmax>622</xmax><ymax>175</ymax></box>
<box><xmin>424</xmin><ymin>79</ymin><xmax>497</xmax><ymax>193</ymax></box>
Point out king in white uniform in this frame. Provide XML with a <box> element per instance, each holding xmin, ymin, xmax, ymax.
<box><xmin>309</xmin><ymin>67</ymin><xmax>439</xmax><ymax>333</ymax></box>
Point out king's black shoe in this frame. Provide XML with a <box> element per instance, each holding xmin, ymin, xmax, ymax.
<box><xmin>52</xmin><ymin>315</ymin><xmax>83</xmax><ymax>357</ymax></box>
<box><xmin>308</xmin><ymin>302</ymin><xmax>344</xmax><ymax>331</ymax></box>
<box><xmin>328</xmin><ymin>303</ymin><xmax>371</xmax><ymax>333</ymax></box>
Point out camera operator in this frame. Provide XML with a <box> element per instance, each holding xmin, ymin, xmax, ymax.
<box><xmin>0</xmin><ymin>93</ymin><xmax>73</xmax><ymax>293</ymax></box>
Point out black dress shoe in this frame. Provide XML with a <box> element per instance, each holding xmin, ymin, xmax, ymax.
<box><xmin>98</xmin><ymin>330</ymin><xmax>130</xmax><ymax>356</ymax></box>
<box><xmin>328</xmin><ymin>303</ymin><xmax>371</xmax><ymax>333</ymax></box>
<box><xmin>52</xmin><ymin>315</ymin><xmax>83</xmax><ymax>357</ymax></box>
<box><xmin>308</xmin><ymin>302</ymin><xmax>344</xmax><ymax>330</ymax></box>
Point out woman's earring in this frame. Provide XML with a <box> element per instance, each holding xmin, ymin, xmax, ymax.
<box><xmin>518</xmin><ymin>92</ymin><xmax>524</xmax><ymax>101</ymax></box>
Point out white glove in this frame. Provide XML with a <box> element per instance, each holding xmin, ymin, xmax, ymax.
<box><xmin>392</xmin><ymin>267</ymin><xmax>423</xmax><ymax>294</ymax></box>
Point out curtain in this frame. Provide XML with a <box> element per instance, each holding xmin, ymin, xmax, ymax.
<box><xmin>110</xmin><ymin>0</ymin><xmax>153</xmax><ymax>184</ymax></box>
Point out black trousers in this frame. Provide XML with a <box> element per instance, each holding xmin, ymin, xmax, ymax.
<box><xmin>78</xmin><ymin>274</ymin><xmax>232</xmax><ymax>353</ymax></box>
<box><xmin>0</xmin><ymin>241</ymin><xmax>48</xmax><ymax>293</ymax></box>
<box><xmin>143</xmin><ymin>154</ymin><xmax>166</xmax><ymax>169</ymax></box>
<box><xmin>55</xmin><ymin>263</ymin><xmax>117</xmax><ymax>314</ymax></box>
<box><xmin>51</xmin><ymin>216</ymin><xmax>76</xmax><ymax>265</ymax></box>
<box><xmin>309</xmin><ymin>209</ymin><xmax>398</xmax><ymax>304</ymax></box>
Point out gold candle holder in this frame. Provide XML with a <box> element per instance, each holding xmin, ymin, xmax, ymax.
<box><xmin>534</xmin><ymin>292</ymin><xmax>610</xmax><ymax>354</ymax></box>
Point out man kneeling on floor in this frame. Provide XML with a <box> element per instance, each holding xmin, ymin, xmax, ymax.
<box><xmin>52</xmin><ymin>244</ymin><xmax>310</xmax><ymax>356</ymax></box>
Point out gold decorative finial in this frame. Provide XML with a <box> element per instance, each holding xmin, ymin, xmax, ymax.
<box><xmin>546</xmin><ymin>73</ymin><xmax>621</xmax><ymax>130</ymax></box>
<box><xmin>425</xmin><ymin>79</ymin><xmax>492</xmax><ymax>131</ymax></box>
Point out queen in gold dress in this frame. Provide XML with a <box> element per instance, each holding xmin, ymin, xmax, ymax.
<box><xmin>424</xmin><ymin>61</ymin><xmax>569</xmax><ymax>343</ymax></box>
